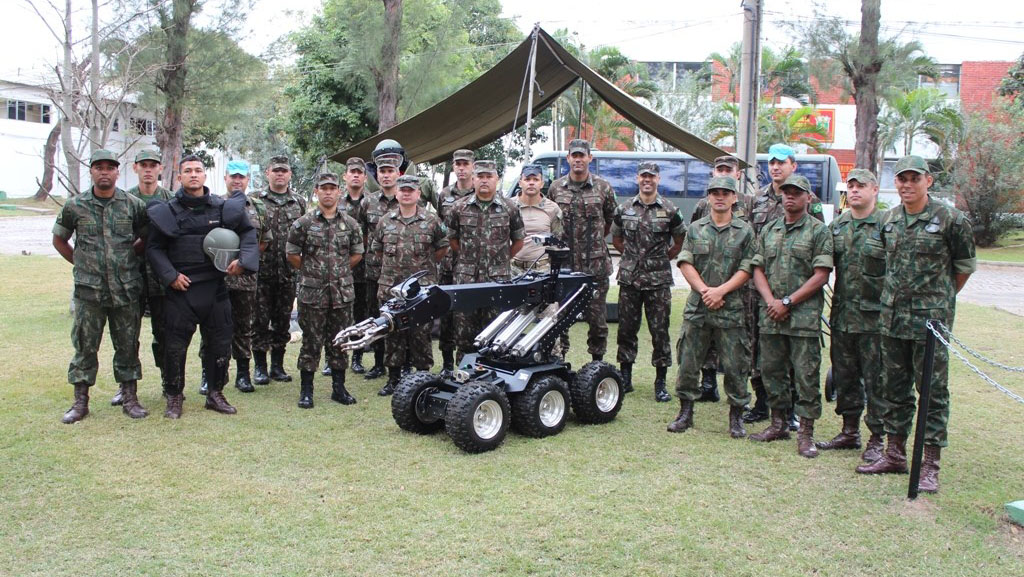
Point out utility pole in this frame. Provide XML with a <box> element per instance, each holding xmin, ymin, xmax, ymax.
<box><xmin>737</xmin><ymin>0</ymin><xmax>762</xmax><ymax>187</ymax></box>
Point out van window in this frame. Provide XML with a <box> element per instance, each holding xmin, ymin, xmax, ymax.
<box><xmin>596</xmin><ymin>158</ymin><xmax>687</xmax><ymax>198</ymax></box>
<box><xmin>756</xmin><ymin>161</ymin><xmax>825</xmax><ymax>199</ymax></box>
<box><xmin>685</xmin><ymin>161</ymin><xmax>713</xmax><ymax>198</ymax></box>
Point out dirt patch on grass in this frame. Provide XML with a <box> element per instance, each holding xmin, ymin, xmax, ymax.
<box><xmin>896</xmin><ymin>495</ymin><xmax>938</xmax><ymax>521</ymax></box>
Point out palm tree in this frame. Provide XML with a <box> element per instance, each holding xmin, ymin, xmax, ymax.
<box><xmin>881</xmin><ymin>87</ymin><xmax>962</xmax><ymax>157</ymax></box>
<box><xmin>709</xmin><ymin>101</ymin><xmax>829</xmax><ymax>152</ymax></box>
<box><xmin>708</xmin><ymin>44</ymin><xmax>817</xmax><ymax>104</ymax></box>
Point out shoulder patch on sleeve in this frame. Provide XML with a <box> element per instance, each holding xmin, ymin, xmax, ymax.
<box><xmin>811</xmin><ymin>203</ymin><xmax>822</xmax><ymax>214</ymax></box>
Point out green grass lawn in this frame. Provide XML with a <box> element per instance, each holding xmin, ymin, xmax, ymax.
<box><xmin>2</xmin><ymin>255</ymin><xmax>1023</xmax><ymax>576</ymax></box>
<box><xmin>977</xmin><ymin>230</ymin><xmax>1024</xmax><ymax>263</ymax></box>
<box><xmin>0</xmin><ymin>196</ymin><xmax>61</xmax><ymax>217</ymax></box>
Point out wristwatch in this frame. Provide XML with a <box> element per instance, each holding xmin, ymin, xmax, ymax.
<box><xmin>781</xmin><ymin>295</ymin><xmax>792</xmax><ymax>308</ymax></box>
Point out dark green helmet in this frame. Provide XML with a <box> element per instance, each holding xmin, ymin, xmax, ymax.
<box><xmin>203</xmin><ymin>227</ymin><xmax>240</xmax><ymax>272</ymax></box>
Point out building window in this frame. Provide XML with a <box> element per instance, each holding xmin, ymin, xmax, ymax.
<box><xmin>919</xmin><ymin>64</ymin><xmax>960</xmax><ymax>98</ymax></box>
<box><xmin>5</xmin><ymin>100</ymin><xmax>51</xmax><ymax>123</ymax></box>
<box><xmin>131</xmin><ymin>117</ymin><xmax>155</xmax><ymax>136</ymax></box>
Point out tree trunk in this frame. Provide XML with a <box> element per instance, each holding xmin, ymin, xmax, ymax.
<box><xmin>377</xmin><ymin>0</ymin><xmax>402</xmax><ymax>131</ymax></box>
<box><xmin>853</xmin><ymin>0</ymin><xmax>882</xmax><ymax>172</ymax></box>
<box><xmin>88</xmin><ymin>0</ymin><xmax>100</xmax><ymax>154</ymax></box>
<box><xmin>158</xmin><ymin>0</ymin><xmax>197</xmax><ymax>187</ymax></box>
<box><xmin>36</xmin><ymin>123</ymin><xmax>62</xmax><ymax>201</ymax></box>
<box><xmin>60</xmin><ymin>0</ymin><xmax>80</xmax><ymax>195</ymax></box>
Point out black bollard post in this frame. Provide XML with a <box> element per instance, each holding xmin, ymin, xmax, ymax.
<box><xmin>908</xmin><ymin>319</ymin><xmax>939</xmax><ymax>500</ymax></box>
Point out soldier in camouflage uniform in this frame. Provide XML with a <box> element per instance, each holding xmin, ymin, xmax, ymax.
<box><xmin>358</xmin><ymin>148</ymin><xmax>402</xmax><ymax>379</ymax></box>
<box><xmin>114</xmin><ymin>148</ymin><xmax>171</xmax><ymax>407</ymax></box>
<box><xmin>437</xmin><ymin>149</ymin><xmax>476</xmax><ymax>376</ymax></box>
<box><xmin>548</xmin><ymin>139</ymin><xmax>617</xmax><ymax>361</ymax></box>
<box><xmin>447</xmin><ymin>160</ymin><xmax>526</xmax><ymax>360</ymax></box>
<box><xmin>253</xmin><ymin>155</ymin><xmax>307</xmax><ymax>385</ymax></box>
<box><xmin>856</xmin><ymin>156</ymin><xmax>975</xmax><ymax>494</ymax></box>
<box><xmin>286</xmin><ymin>172</ymin><xmax>363</xmax><ymax>409</ymax></box>
<box><xmin>512</xmin><ymin>163</ymin><xmax>563</xmax><ymax>276</ymax></box>
<box><xmin>371</xmin><ymin>175</ymin><xmax>450</xmax><ymax>395</ymax></box>
<box><xmin>744</xmin><ymin>143</ymin><xmax>826</xmax><ymax>426</ymax></box>
<box><xmin>53</xmin><ymin>149</ymin><xmax>149</xmax><ymax>423</ymax></box>
<box><xmin>611</xmin><ymin>161</ymin><xmax>685</xmax><ymax>402</ymax></box>
<box><xmin>690</xmin><ymin>155</ymin><xmax>756</xmax><ymax>403</ymax></box>
<box><xmin>816</xmin><ymin>169</ymin><xmax>887</xmax><ymax>461</ymax></box>
<box><xmin>326</xmin><ymin>157</ymin><xmax>370</xmax><ymax>376</ymax></box>
<box><xmin>668</xmin><ymin>176</ymin><xmax>755</xmax><ymax>437</ymax></box>
<box><xmin>749</xmin><ymin>174</ymin><xmax>833</xmax><ymax>458</ymax></box>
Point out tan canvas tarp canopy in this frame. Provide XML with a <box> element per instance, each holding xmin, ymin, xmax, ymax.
<box><xmin>330</xmin><ymin>27</ymin><xmax>730</xmax><ymax>166</ymax></box>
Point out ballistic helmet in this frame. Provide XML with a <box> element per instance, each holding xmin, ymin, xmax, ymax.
<box><xmin>203</xmin><ymin>227</ymin><xmax>241</xmax><ymax>272</ymax></box>
<box><xmin>372</xmin><ymin>139</ymin><xmax>405</xmax><ymax>168</ymax></box>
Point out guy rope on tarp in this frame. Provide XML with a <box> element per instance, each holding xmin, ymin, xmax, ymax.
<box><xmin>511</xmin><ymin>25</ymin><xmax>541</xmax><ymax>161</ymax></box>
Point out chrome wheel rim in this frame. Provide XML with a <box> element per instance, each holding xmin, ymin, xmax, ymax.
<box><xmin>595</xmin><ymin>377</ymin><xmax>619</xmax><ymax>412</ymax></box>
<box><xmin>538</xmin><ymin>390</ymin><xmax>566</xmax><ymax>427</ymax></box>
<box><xmin>473</xmin><ymin>399</ymin><xmax>503</xmax><ymax>439</ymax></box>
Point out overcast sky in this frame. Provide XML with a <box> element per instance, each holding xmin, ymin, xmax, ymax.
<box><xmin>3</xmin><ymin>0</ymin><xmax>1021</xmax><ymax>84</ymax></box>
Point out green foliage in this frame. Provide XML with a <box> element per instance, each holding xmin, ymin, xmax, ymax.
<box><xmin>878</xmin><ymin>87</ymin><xmax>963</xmax><ymax>160</ymax></box>
<box><xmin>708</xmin><ymin>43</ymin><xmax>817</xmax><ymax>104</ymax></box>
<box><xmin>708</xmin><ymin>101</ymin><xmax>829</xmax><ymax>152</ymax></box>
<box><xmin>639</xmin><ymin>68</ymin><xmax>727</xmax><ymax>150</ymax></box>
<box><xmin>997</xmin><ymin>52</ymin><xmax>1024</xmax><ymax>108</ymax></box>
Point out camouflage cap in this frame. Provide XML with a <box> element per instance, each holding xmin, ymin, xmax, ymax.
<box><xmin>452</xmin><ymin>149</ymin><xmax>475</xmax><ymax>162</ymax></box>
<box><xmin>473</xmin><ymin>159</ymin><xmax>498</xmax><ymax>174</ymax></box>
<box><xmin>638</xmin><ymin>161</ymin><xmax>660</xmax><ymax>175</ymax></box>
<box><xmin>520</xmin><ymin>164</ymin><xmax>543</xmax><ymax>177</ymax></box>
<box><xmin>894</xmin><ymin>155</ymin><xmax>929</xmax><ymax>175</ymax></box>
<box><xmin>706</xmin><ymin>176</ymin><xmax>738</xmax><ymax>193</ymax></box>
<box><xmin>316</xmin><ymin>172</ymin><xmax>340</xmax><ymax>187</ymax></box>
<box><xmin>89</xmin><ymin>149</ymin><xmax>120</xmax><ymax>167</ymax></box>
<box><xmin>346</xmin><ymin>157</ymin><xmax>366</xmax><ymax>172</ymax></box>
<box><xmin>846</xmin><ymin>168</ymin><xmax>877</xmax><ymax>184</ymax></box>
<box><xmin>567</xmin><ymin>139</ymin><xmax>591</xmax><ymax>154</ymax></box>
<box><xmin>267</xmin><ymin>155</ymin><xmax>291</xmax><ymax>170</ymax></box>
<box><xmin>134</xmin><ymin>149</ymin><xmax>161</xmax><ymax>164</ymax></box>
<box><xmin>780</xmin><ymin>174</ymin><xmax>811</xmax><ymax>193</ymax></box>
<box><xmin>713</xmin><ymin>155</ymin><xmax>739</xmax><ymax>168</ymax></box>
<box><xmin>396</xmin><ymin>175</ymin><xmax>421</xmax><ymax>189</ymax></box>
<box><xmin>374</xmin><ymin>153</ymin><xmax>402</xmax><ymax>169</ymax></box>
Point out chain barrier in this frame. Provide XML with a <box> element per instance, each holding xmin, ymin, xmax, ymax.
<box><xmin>926</xmin><ymin>320</ymin><xmax>1024</xmax><ymax>405</ymax></box>
<box><xmin>932</xmin><ymin>322</ymin><xmax>1024</xmax><ymax>373</ymax></box>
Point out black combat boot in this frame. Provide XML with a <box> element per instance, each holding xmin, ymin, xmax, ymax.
<box><xmin>440</xmin><ymin>350</ymin><xmax>454</xmax><ymax>379</ymax></box>
<box><xmin>331</xmin><ymin>370</ymin><xmax>356</xmax><ymax>405</ymax></box>
<box><xmin>667</xmin><ymin>399</ymin><xmax>694</xmax><ymax>433</ymax></box>
<box><xmin>120</xmin><ymin>380</ymin><xmax>149</xmax><ymax>419</ymax></box>
<box><xmin>620</xmin><ymin>363</ymin><xmax>633</xmax><ymax>394</ymax></box>
<box><xmin>351</xmin><ymin>350</ymin><xmax>366</xmax><ymax>374</ymax></box>
<box><xmin>364</xmin><ymin>350</ymin><xmax>386</xmax><ymax>379</ymax></box>
<box><xmin>110</xmin><ymin>386</ymin><xmax>124</xmax><ymax>406</ymax></box>
<box><xmin>62</xmin><ymin>383</ymin><xmax>90</xmax><ymax>424</ymax></box>
<box><xmin>198</xmin><ymin>367</ymin><xmax>209</xmax><ymax>395</ymax></box>
<box><xmin>269</xmin><ymin>348</ymin><xmax>292</xmax><ymax>382</ymax></box>
<box><xmin>592</xmin><ymin>354</ymin><xmax>603</xmax><ymax>362</ymax></box>
<box><xmin>298</xmin><ymin>370</ymin><xmax>314</xmax><ymax>409</ymax></box>
<box><xmin>253</xmin><ymin>351</ymin><xmax>270</xmax><ymax>385</ymax></box>
<box><xmin>742</xmin><ymin>377</ymin><xmax>769</xmax><ymax>423</ymax></box>
<box><xmin>322</xmin><ymin>363</ymin><xmax>332</xmax><ymax>377</ymax></box>
<box><xmin>378</xmin><ymin>367</ymin><xmax>400</xmax><ymax>396</ymax></box>
<box><xmin>235</xmin><ymin>359</ymin><xmax>255</xmax><ymax>393</ymax></box>
<box><xmin>697</xmin><ymin>368</ymin><xmax>720</xmax><ymax>402</ymax></box>
<box><xmin>654</xmin><ymin>366</ymin><xmax>671</xmax><ymax>402</ymax></box>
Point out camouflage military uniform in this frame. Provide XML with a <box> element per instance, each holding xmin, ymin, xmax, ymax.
<box><xmin>372</xmin><ymin>207</ymin><xmax>449</xmax><ymax>369</ymax></box>
<box><xmin>437</xmin><ymin>183</ymin><xmax>474</xmax><ymax>354</ymax></box>
<box><xmin>254</xmin><ymin>188</ymin><xmax>307</xmax><ymax>352</ymax></box>
<box><xmin>548</xmin><ymin>174</ymin><xmax>617</xmax><ymax>357</ymax></box>
<box><xmin>286</xmin><ymin>209</ymin><xmax>363</xmax><ymax>373</ymax></box>
<box><xmin>611</xmin><ymin>194</ymin><xmax>685</xmax><ymax>367</ymax></box>
<box><xmin>53</xmin><ymin>187</ymin><xmax>148</xmax><ymax>387</ymax></box>
<box><xmin>674</xmin><ymin>215</ymin><xmax>756</xmax><ymax>406</ymax></box>
<box><xmin>753</xmin><ymin>213</ymin><xmax>834</xmax><ymax>419</ymax></box>
<box><xmin>511</xmin><ymin>196</ymin><xmax>563</xmax><ymax>275</ymax></box>
<box><xmin>127</xmin><ymin>184</ymin><xmax>172</xmax><ymax>373</ymax></box>
<box><xmin>358</xmin><ymin>190</ymin><xmax>399</xmax><ymax>357</ymax></box>
<box><xmin>878</xmin><ymin>198</ymin><xmax>976</xmax><ymax>447</ymax></box>
<box><xmin>829</xmin><ymin>208</ymin><xmax>886</xmax><ymax>436</ymax></box>
<box><xmin>447</xmin><ymin>194</ymin><xmax>526</xmax><ymax>356</ymax></box>
<box><xmin>224</xmin><ymin>192</ymin><xmax>272</xmax><ymax>361</ymax></box>
<box><xmin>339</xmin><ymin>189</ymin><xmax>368</xmax><ymax>323</ymax></box>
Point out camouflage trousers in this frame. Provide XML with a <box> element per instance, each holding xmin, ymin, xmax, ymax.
<box><xmin>68</xmin><ymin>298</ymin><xmax>142</xmax><ymax>386</ymax></box>
<box><xmin>675</xmin><ymin>320</ymin><xmax>751</xmax><ymax>407</ymax></box>
<box><xmin>163</xmin><ymin>281</ymin><xmax>232</xmax><ymax>395</ymax></box>
<box><xmin>830</xmin><ymin>330</ymin><xmax>886</xmax><ymax>435</ymax></box>
<box><xmin>455</xmin><ymin>307</ymin><xmax>500</xmax><ymax>358</ymax></box>
<box><xmin>759</xmin><ymin>333</ymin><xmax>822</xmax><ymax>420</ymax></box>
<box><xmin>511</xmin><ymin>255</ymin><xmax>551</xmax><ymax>276</ymax></box>
<box><xmin>254</xmin><ymin>273</ymin><xmax>296</xmax><ymax>352</ymax></box>
<box><xmin>352</xmin><ymin>280</ymin><xmax>368</xmax><ymax>324</ymax></box>
<box><xmin>386</xmin><ymin>324</ymin><xmax>434</xmax><ymax>370</ymax></box>
<box><xmin>616</xmin><ymin>284</ymin><xmax>672</xmax><ymax>367</ymax></box>
<box><xmin>363</xmin><ymin>279</ymin><xmax>384</xmax><ymax>354</ymax></box>
<box><xmin>702</xmin><ymin>285</ymin><xmax>758</xmax><ymax>374</ymax></box>
<box><xmin>297</xmin><ymin>303</ymin><xmax>352</xmax><ymax>373</ymax></box>
<box><xmin>560</xmin><ymin>276</ymin><xmax>609</xmax><ymax>357</ymax></box>
<box><xmin>140</xmin><ymin>292</ymin><xmax>166</xmax><ymax>373</ymax></box>
<box><xmin>880</xmin><ymin>335</ymin><xmax>950</xmax><ymax>447</ymax></box>
<box><xmin>438</xmin><ymin>271</ymin><xmax>457</xmax><ymax>354</ymax></box>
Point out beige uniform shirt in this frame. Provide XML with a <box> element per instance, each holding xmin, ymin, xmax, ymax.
<box><xmin>513</xmin><ymin>196</ymin><xmax>563</xmax><ymax>264</ymax></box>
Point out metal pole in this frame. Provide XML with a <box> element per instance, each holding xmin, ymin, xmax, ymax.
<box><xmin>737</xmin><ymin>0</ymin><xmax>762</xmax><ymax>184</ymax></box>
<box><xmin>524</xmin><ymin>26</ymin><xmax>539</xmax><ymax>160</ymax></box>
<box><xmin>908</xmin><ymin>319</ymin><xmax>938</xmax><ymax>500</ymax></box>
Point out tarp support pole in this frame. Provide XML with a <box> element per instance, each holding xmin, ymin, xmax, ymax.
<box><xmin>524</xmin><ymin>25</ymin><xmax>540</xmax><ymax>161</ymax></box>
<box><xmin>907</xmin><ymin>319</ymin><xmax>938</xmax><ymax>500</ymax></box>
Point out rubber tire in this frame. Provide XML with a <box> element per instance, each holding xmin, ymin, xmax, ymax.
<box><xmin>391</xmin><ymin>372</ymin><xmax>445</xmax><ymax>434</ymax></box>
<box><xmin>511</xmin><ymin>375</ymin><xmax>570</xmax><ymax>438</ymax></box>
<box><xmin>570</xmin><ymin>361</ymin><xmax>623</xmax><ymax>424</ymax></box>
<box><xmin>825</xmin><ymin>367</ymin><xmax>836</xmax><ymax>403</ymax></box>
<box><xmin>445</xmin><ymin>381</ymin><xmax>510</xmax><ymax>453</ymax></box>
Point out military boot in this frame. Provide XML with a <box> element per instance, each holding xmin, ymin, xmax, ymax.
<box><xmin>351</xmin><ymin>350</ymin><xmax>366</xmax><ymax>374</ymax></box>
<box><xmin>816</xmin><ymin>414</ymin><xmax>862</xmax><ymax>450</ymax></box>
<box><xmin>592</xmin><ymin>354</ymin><xmax>603</xmax><ymax>362</ymax></box>
<box><xmin>164</xmin><ymin>393</ymin><xmax>184</xmax><ymax>419</ymax></box>
<box><xmin>120</xmin><ymin>381</ymin><xmax>149</xmax><ymax>419</ymax></box>
<box><xmin>322</xmin><ymin>363</ymin><xmax>332</xmax><ymax>377</ymax></box>
<box><xmin>797</xmin><ymin>418</ymin><xmax>818</xmax><ymax>458</ymax></box>
<box><xmin>855</xmin><ymin>435</ymin><xmax>908</xmax><ymax>475</ymax></box>
<box><xmin>205</xmin><ymin>389</ymin><xmax>237</xmax><ymax>415</ymax></box>
<box><xmin>364</xmin><ymin>350</ymin><xmax>386</xmax><ymax>379</ymax></box>
<box><xmin>697</xmin><ymin>368</ymin><xmax>720</xmax><ymax>402</ymax></box>
<box><xmin>666</xmin><ymin>399</ymin><xmax>694</xmax><ymax>433</ymax></box>
<box><xmin>918</xmin><ymin>445</ymin><xmax>942</xmax><ymax>493</ymax></box>
<box><xmin>298</xmin><ymin>370</ymin><xmax>314</xmax><ymax>409</ymax></box>
<box><xmin>269</xmin><ymin>348</ymin><xmax>292</xmax><ymax>382</ymax></box>
<box><xmin>253</xmin><ymin>351</ymin><xmax>270</xmax><ymax>385</ymax></box>
<box><xmin>653</xmin><ymin>366</ymin><xmax>671</xmax><ymax>402</ymax></box>
<box><xmin>110</xmin><ymin>386</ymin><xmax>125</xmax><ymax>406</ymax></box>
<box><xmin>198</xmin><ymin>367</ymin><xmax>209</xmax><ymax>396</ymax></box>
<box><xmin>62</xmin><ymin>384</ymin><xmax>90</xmax><ymax>424</ymax></box>
<box><xmin>235</xmin><ymin>359</ymin><xmax>255</xmax><ymax>393</ymax></box>
<box><xmin>331</xmin><ymin>370</ymin><xmax>356</xmax><ymax>405</ymax></box>
<box><xmin>861</xmin><ymin>432</ymin><xmax>885</xmax><ymax>463</ymax></box>
<box><xmin>620</xmin><ymin>363</ymin><xmax>634</xmax><ymax>394</ymax></box>
<box><xmin>749</xmin><ymin>409</ymin><xmax>791</xmax><ymax>442</ymax></box>
<box><xmin>378</xmin><ymin>367</ymin><xmax>400</xmax><ymax>396</ymax></box>
<box><xmin>728</xmin><ymin>405</ymin><xmax>746</xmax><ymax>438</ymax></box>
<box><xmin>742</xmin><ymin>377</ymin><xmax>769</xmax><ymax>423</ymax></box>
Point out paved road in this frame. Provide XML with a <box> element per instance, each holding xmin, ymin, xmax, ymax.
<box><xmin>3</xmin><ymin>215</ymin><xmax>1021</xmax><ymax>316</ymax></box>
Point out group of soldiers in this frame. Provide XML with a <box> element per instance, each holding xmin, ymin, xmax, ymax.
<box><xmin>53</xmin><ymin>137</ymin><xmax>975</xmax><ymax>494</ymax></box>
